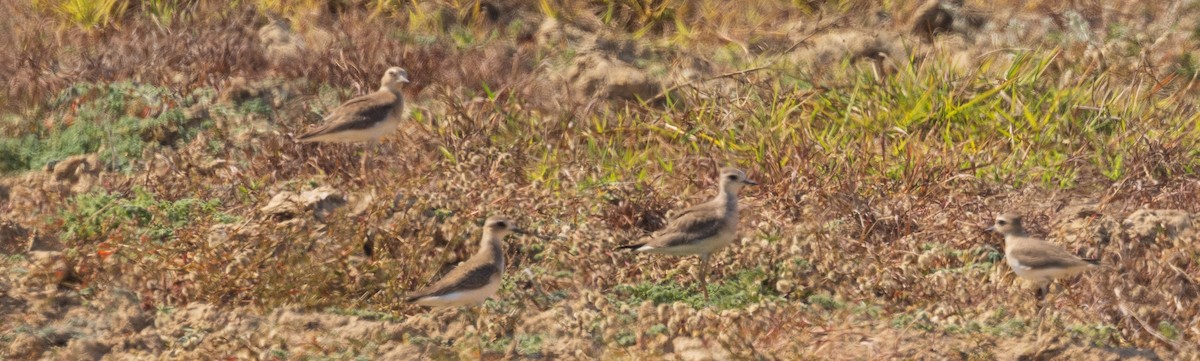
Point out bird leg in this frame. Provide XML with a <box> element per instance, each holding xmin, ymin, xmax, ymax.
<box><xmin>475</xmin><ymin>306</ymin><xmax>486</xmax><ymax>358</ymax></box>
<box><xmin>1035</xmin><ymin>283</ymin><xmax>1049</xmax><ymax>303</ymax></box>
<box><xmin>1033</xmin><ymin>300</ymin><xmax>1048</xmax><ymax>356</ymax></box>
<box><xmin>699</xmin><ymin>253</ymin><xmax>711</xmax><ymax>301</ymax></box>
<box><xmin>357</xmin><ymin>144</ymin><xmax>370</xmax><ymax>180</ymax></box>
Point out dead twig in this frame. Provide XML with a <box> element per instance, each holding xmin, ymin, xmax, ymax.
<box><xmin>645</xmin><ymin>19</ymin><xmax>843</xmax><ymax>104</ymax></box>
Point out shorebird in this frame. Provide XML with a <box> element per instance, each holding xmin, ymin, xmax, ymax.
<box><xmin>297</xmin><ymin>66</ymin><xmax>409</xmax><ymax>174</ymax></box>
<box><xmin>405</xmin><ymin>216</ymin><xmax>522</xmax><ymax>356</ymax></box>
<box><xmin>616</xmin><ymin>167</ymin><xmax>757</xmax><ymax>299</ymax></box>
<box><xmin>406</xmin><ymin>216</ymin><xmax>520</xmax><ymax>307</ymax></box>
<box><xmin>988</xmin><ymin>213</ymin><xmax>1100</xmax><ymax>301</ymax></box>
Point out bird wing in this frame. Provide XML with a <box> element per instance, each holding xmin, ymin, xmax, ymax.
<box><xmin>644</xmin><ymin>201</ymin><xmax>726</xmax><ymax>248</ymax></box>
<box><xmin>1007</xmin><ymin>242</ymin><xmax>1095</xmax><ymax>270</ymax></box>
<box><xmin>298</xmin><ymin>91</ymin><xmax>399</xmax><ymax>140</ymax></box>
<box><xmin>405</xmin><ymin>263</ymin><xmax>499</xmax><ymax>301</ymax></box>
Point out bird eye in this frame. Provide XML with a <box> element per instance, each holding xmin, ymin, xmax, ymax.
<box><xmin>727</xmin><ymin>175</ymin><xmax>738</xmax><ymax>180</ymax></box>
<box><xmin>997</xmin><ymin>220</ymin><xmax>1007</xmax><ymax>225</ymax></box>
<box><xmin>494</xmin><ymin>221</ymin><xmax>507</xmax><ymax>229</ymax></box>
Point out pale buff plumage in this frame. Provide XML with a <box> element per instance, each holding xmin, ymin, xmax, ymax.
<box><xmin>989</xmin><ymin>213</ymin><xmax>1099</xmax><ymax>299</ymax></box>
<box><xmin>406</xmin><ymin>216</ymin><xmax>521</xmax><ymax>307</ymax></box>
<box><xmin>298</xmin><ymin>67</ymin><xmax>409</xmax><ymax>143</ymax></box>
<box><xmin>616</xmin><ymin>168</ymin><xmax>757</xmax><ymax>298</ymax></box>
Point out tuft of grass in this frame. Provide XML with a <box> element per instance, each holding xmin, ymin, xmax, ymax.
<box><xmin>36</xmin><ymin>0</ymin><xmax>129</xmax><ymax>30</ymax></box>
<box><xmin>1157</xmin><ymin>321</ymin><xmax>1180</xmax><ymax>341</ymax></box>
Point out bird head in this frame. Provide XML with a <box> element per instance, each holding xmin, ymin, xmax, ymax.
<box><xmin>381</xmin><ymin>67</ymin><xmax>410</xmax><ymax>91</ymax></box>
<box><xmin>987</xmin><ymin>213</ymin><xmax>1026</xmax><ymax>236</ymax></box>
<box><xmin>718</xmin><ymin>167</ymin><xmax>757</xmax><ymax>193</ymax></box>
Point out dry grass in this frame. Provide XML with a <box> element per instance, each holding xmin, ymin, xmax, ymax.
<box><xmin>2</xmin><ymin>0</ymin><xmax>1200</xmax><ymax>359</ymax></box>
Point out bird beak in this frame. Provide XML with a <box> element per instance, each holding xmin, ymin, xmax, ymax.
<box><xmin>510</xmin><ymin>227</ymin><xmax>526</xmax><ymax>235</ymax></box>
<box><xmin>984</xmin><ymin>225</ymin><xmax>995</xmax><ymax>232</ymax></box>
<box><xmin>743</xmin><ymin>179</ymin><xmax>759</xmax><ymax>186</ymax></box>
<box><xmin>398</xmin><ymin>75</ymin><xmax>410</xmax><ymax>84</ymax></box>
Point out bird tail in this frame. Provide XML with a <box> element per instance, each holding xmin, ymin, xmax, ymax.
<box><xmin>295</xmin><ymin>132</ymin><xmax>321</xmax><ymax>142</ymax></box>
<box><xmin>614</xmin><ymin>242</ymin><xmax>645</xmax><ymax>251</ymax></box>
<box><xmin>1084</xmin><ymin>258</ymin><xmax>1101</xmax><ymax>266</ymax></box>
<box><xmin>296</xmin><ymin>124</ymin><xmax>334</xmax><ymax>142</ymax></box>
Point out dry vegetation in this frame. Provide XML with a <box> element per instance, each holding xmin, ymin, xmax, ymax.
<box><xmin>2</xmin><ymin>0</ymin><xmax>1200</xmax><ymax>359</ymax></box>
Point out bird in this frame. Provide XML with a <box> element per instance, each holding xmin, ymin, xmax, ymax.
<box><xmin>909</xmin><ymin>0</ymin><xmax>962</xmax><ymax>43</ymax></box>
<box><xmin>297</xmin><ymin>66</ymin><xmax>409</xmax><ymax>174</ymax></box>
<box><xmin>405</xmin><ymin>216</ymin><xmax>521</xmax><ymax>307</ymax></box>
<box><xmin>615</xmin><ymin>167</ymin><xmax>757</xmax><ymax>299</ymax></box>
<box><xmin>405</xmin><ymin>216</ymin><xmax>523</xmax><ymax>357</ymax></box>
<box><xmin>988</xmin><ymin>213</ymin><xmax>1100</xmax><ymax>301</ymax></box>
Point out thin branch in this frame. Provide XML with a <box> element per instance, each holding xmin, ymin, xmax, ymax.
<box><xmin>646</xmin><ymin>19</ymin><xmax>842</xmax><ymax>104</ymax></box>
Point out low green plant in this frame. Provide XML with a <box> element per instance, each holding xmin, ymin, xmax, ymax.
<box><xmin>515</xmin><ymin>333</ymin><xmax>545</xmax><ymax>356</ymax></box>
<box><xmin>58</xmin><ymin>188</ymin><xmax>222</xmax><ymax>244</ymax></box>
<box><xmin>0</xmin><ymin>82</ymin><xmax>211</xmax><ymax>174</ymax></box>
<box><xmin>1068</xmin><ymin>323</ymin><xmax>1121</xmax><ymax>347</ymax></box>
<box><xmin>891</xmin><ymin>310</ymin><xmax>937</xmax><ymax>332</ymax></box>
<box><xmin>1157</xmin><ymin>321</ymin><xmax>1180</xmax><ymax>341</ymax></box>
<box><xmin>806</xmin><ymin>292</ymin><xmax>842</xmax><ymax>310</ymax></box>
<box><xmin>611</xmin><ymin>268</ymin><xmax>780</xmax><ymax>309</ymax></box>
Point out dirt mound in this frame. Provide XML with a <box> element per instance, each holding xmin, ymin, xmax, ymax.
<box><xmin>562</xmin><ymin>52</ymin><xmax>662</xmax><ymax>103</ymax></box>
<box><xmin>1</xmin><ymin>258</ymin><xmax>421</xmax><ymax>361</ymax></box>
<box><xmin>45</xmin><ymin>153</ymin><xmax>103</xmax><ymax>194</ymax></box>
<box><xmin>1047</xmin><ymin>202</ymin><xmax>1118</xmax><ymax>258</ymax></box>
<box><xmin>260</xmin><ymin>185</ymin><xmax>347</xmax><ymax>222</ymax></box>
<box><xmin>0</xmin><ymin>220</ymin><xmax>31</xmax><ymax>254</ymax></box>
<box><xmin>535</xmin><ymin>17</ymin><xmax>595</xmax><ymax>49</ymax></box>
<box><xmin>535</xmin><ymin>15</ymin><xmax>665</xmax><ymax>104</ymax></box>
<box><xmin>1122</xmin><ymin>209</ymin><xmax>1193</xmax><ymax>245</ymax></box>
<box><xmin>790</xmin><ymin>30</ymin><xmax>904</xmax><ymax>72</ymax></box>
<box><xmin>258</xmin><ymin>12</ymin><xmax>335</xmax><ymax>66</ymax></box>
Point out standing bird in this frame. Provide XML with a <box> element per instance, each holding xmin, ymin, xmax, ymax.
<box><xmin>405</xmin><ymin>216</ymin><xmax>522</xmax><ymax>356</ymax></box>
<box><xmin>406</xmin><ymin>216</ymin><xmax>521</xmax><ymax>307</ymax></box>
<box><xmin>615</xmin><ymin>168</ymin><xmax>757</xmax><ymax>299</ymax></box>
<box><xmin>297</xmin><ymin>66</ymin><xmax>409</xmax><ymax>174</ymax></box>
<box><xmin>988</xmin><ymin>213</ymin><xmax>1100</xmax><ymax>301</ymax></box>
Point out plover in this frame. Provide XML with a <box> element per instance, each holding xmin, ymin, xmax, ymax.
<box><xmin>406</xmin><ymin>216</ymin><xmax>520</xmax><ymax>307</ymax></box>
<box><xmin>616</xmin><ymin>167</ymin><xmax>757</xmax><ymax>298</ymax></box>
<box><xmin>298</xmin><ymin>66</ymin><xmax>409</xmax><ymax>173</ymax></box>
<box><xmin>988</xmin><ymin>213</ymin><xmax>1100</xmax><ymax>300</ymax></box>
